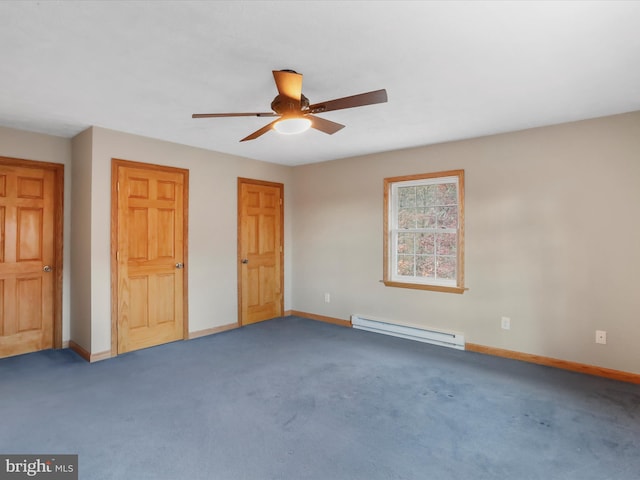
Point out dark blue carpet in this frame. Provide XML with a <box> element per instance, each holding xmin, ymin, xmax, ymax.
<box><xmin>1</xmin><ymin>316</ymin><xmax>638</xmax><ymax>479</ymax></box>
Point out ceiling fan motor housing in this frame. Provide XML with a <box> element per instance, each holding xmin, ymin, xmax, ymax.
<box><xmin>271</xmin><ymin>94</ymin><xmax>310</xmax><ymax>115</ymax></box>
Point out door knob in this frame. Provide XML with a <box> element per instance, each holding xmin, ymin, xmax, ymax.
<box><xmin>175</xmin><ymin>263</ymin><xmax>184</xmax><ymax>269</ymax></box>
<box><xmin>241</xmin><ymin>259</ymin><xmax>249</xmax><ymax>264</ymax></box>
<box><xmin>43</xmin><ymin>265</ymin><xmax>52</xmax><ymax>272</ymax></box>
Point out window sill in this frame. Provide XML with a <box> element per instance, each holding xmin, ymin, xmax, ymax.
<box><xmin>383</xmin><ymin>280</ymin><xmax>467</xmax><ymax>294</ymax></box>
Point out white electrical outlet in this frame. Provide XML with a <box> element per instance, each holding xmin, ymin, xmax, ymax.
<box><xmin>501</xmin><ymin>316</ymin><xmax>511</xmax><ymax>330</ymax></box>
<box><xmin>324</xmin><ymin>292</ymin><xmax>331</xmax><ymax>303</ymax></box>
<box><xmin>595</xmin><ymin>330</ymin><xmax>607</xmax><ymax>344</ymax></box>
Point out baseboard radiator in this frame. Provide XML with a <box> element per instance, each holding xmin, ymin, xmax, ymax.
<box><xmin>351</xmin><ymin>314</ymin><xmax>465</xmax><ymax>350</ymax></box>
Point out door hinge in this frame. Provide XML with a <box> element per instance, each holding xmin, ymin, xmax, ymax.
<box><xmin>280</xmin><ymin>245</ymin><xmax>283</xmax><ymax>253</ymax></box>
<box><xmin>280</xmin><ymin>198</ymin><xmax>283</xmax><ymax>206</ymax></box>
<box><xmin>117</xmin><ymin>181</ymin><xmax>120</xmax><ymax>192</ymax></box>
<box><xmin>116</xmin><ymin>251</ymin><xmax>120</xmax><ymax>261</ymax></box>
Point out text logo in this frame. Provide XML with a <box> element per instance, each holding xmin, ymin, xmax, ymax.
<box><xmin>0</xmin><ymin>455</ymin><xmax>77</xmax><ymax>480</ymax></box>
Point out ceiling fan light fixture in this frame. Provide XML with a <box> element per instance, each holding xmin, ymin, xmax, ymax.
<box><xmin>274</xmin><ymin>117</ymin><xmax>312</xmax><ymax>135</ymax></box>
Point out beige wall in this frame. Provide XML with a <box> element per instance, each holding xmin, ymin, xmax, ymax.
<box><xmin>291</xmin><ymin>111</ymin><xmax>640</xmax><ymax>374</ymax></box>
<box><xmin>70</xmin><ymin>128</ymin><xmax>93</xmax><ymax>349</ymax></box>
<box><xmin>0</xmin><ymin>126</ymin><xmax>73</xmax><ymax>344</ymax></box>
<box><xmin>80</xmin><ymin>127</ymin><xmax>294</xmax><ymax>354</ymax></box>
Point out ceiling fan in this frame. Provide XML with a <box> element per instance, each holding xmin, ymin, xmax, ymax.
<box><xmin>192</xmin><ymin>69</ymin><xmax>388</xmax><ymax>142</ymax></box>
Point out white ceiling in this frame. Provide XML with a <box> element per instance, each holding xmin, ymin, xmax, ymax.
<box><xmin>1</xmin><ymin>1</ymin><xmax>639</xmax><ymax>166</ymax></box>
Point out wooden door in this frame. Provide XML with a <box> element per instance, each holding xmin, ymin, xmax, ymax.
<box><xmin>113</xmin><ymin>160</ymin><xmax>188</xmax><ymax>354</ymax></box>
<box><xmin>0</xmin><ymin>160</ymin><xmax>62</xmax><ymax>358</ymax></box>
<box><xmin>238</xmin><ymin>178</ymin><xmax>283</xmax><ymax>325</ymax></box>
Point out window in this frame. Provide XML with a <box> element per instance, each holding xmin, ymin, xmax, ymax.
<box><xmin>383</xmin><ymin>170</ymin><xmax>465</xmax><ymax>294</ymax></box>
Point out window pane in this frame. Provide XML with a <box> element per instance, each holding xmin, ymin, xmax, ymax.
<box><xmin>415</xmin><ymin>233</ymin><xmax>435</xmax><ymax>254</ymax></box>
<box><xmin>416</xmin><ymin>255</ymin><xmax>435</xmax><ymax>278</ymax></box>
<box><xmin>436</xmin><ymin>206</ymin><xmax>458</xmax><ymax>229</ymax></box>
<box><xmin>436</xmin><ymin>256</ymin><xmax>456</xmax><ymax>279</ymax></box>
<box><xmin>416</xmin><ymin>185</ymin><xmax>438</xmax><ymax>206</ymax></box>
<box><xmin>437</xmin><ymin>183</ymin><xmax>457</xmax><ymax>205</ymax></box>
<box><xmin>424</xmin><ymin>184</ymin><xmax>438</xmax><ymax>205</ymax></box>
<box><xmin>416</xmin><ymin>207</ymin><xmax>436</xmax><ymax>228</ymax></box>
<box><xmin>397</xmin><ymin>233</ymin><xmax>415</xmax><ymax>254</ymax></box>
<box><xmin>397</xmin><ymin>255</ymin><xmax>415</xmax><ymax>276</ymax></box>
<box><xmin>398</xmin><ymin>208</ymin><xmax>416</xmax><ymax>229</ymax></box>
<box><xmin>436</xmin><ymin>232</ymin><xmax>457</xmax><ymax>255</ymax></box>
<box><xmin>398</xmin><ymin>186</ymin><xmax>416</xmax><ymax>207</ymax></box>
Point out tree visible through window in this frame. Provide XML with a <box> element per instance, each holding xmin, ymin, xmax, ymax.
<box><xmin>384</xmin><ymin>170</ymin><xmax>465</xmax><ymax>293</ymax></box>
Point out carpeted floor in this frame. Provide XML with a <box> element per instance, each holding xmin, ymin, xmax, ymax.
<box><xmin>1</xmin><ymin>316</ymin><xmax>638</xmax><ymax>479</ymax></box>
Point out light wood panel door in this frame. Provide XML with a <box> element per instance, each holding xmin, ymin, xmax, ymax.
<box><xmin>238</xmin><ymin>178</ymin><xmax>284</xmax><ymax>325</ymax></box>
<box><xmin>113</xmin><ymin>160</ymin><xmax>188</xmax><ymax>354</ymax></box>
<box><xmin>0</xmin><ymin>163</ymin><xmax>58</xmax><ymax>358</ymax></box>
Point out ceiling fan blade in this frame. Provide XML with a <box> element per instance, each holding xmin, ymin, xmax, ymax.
<box><xmin>309</xmin><ymin>115</ymin><xmax>345</xmax><ymax>135</ymax></box>
<box><xmin>273</xmin><ymin>70</ymin><xmax>303</xmax><ymax>101</ymax></box>
<box><xmin>192</xmin><ymin>112</ymin><xmax>276</xmax><ymax>118</ymax></box>
<box><xmin>239</xmin><ymin>119</ymin><xmax>280</xmax><ymax>142</ymax></box>
<box><xmin>309</xmin><ymin>89</ymin><xmax>388</xmax><ymax>114</ymax></box>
